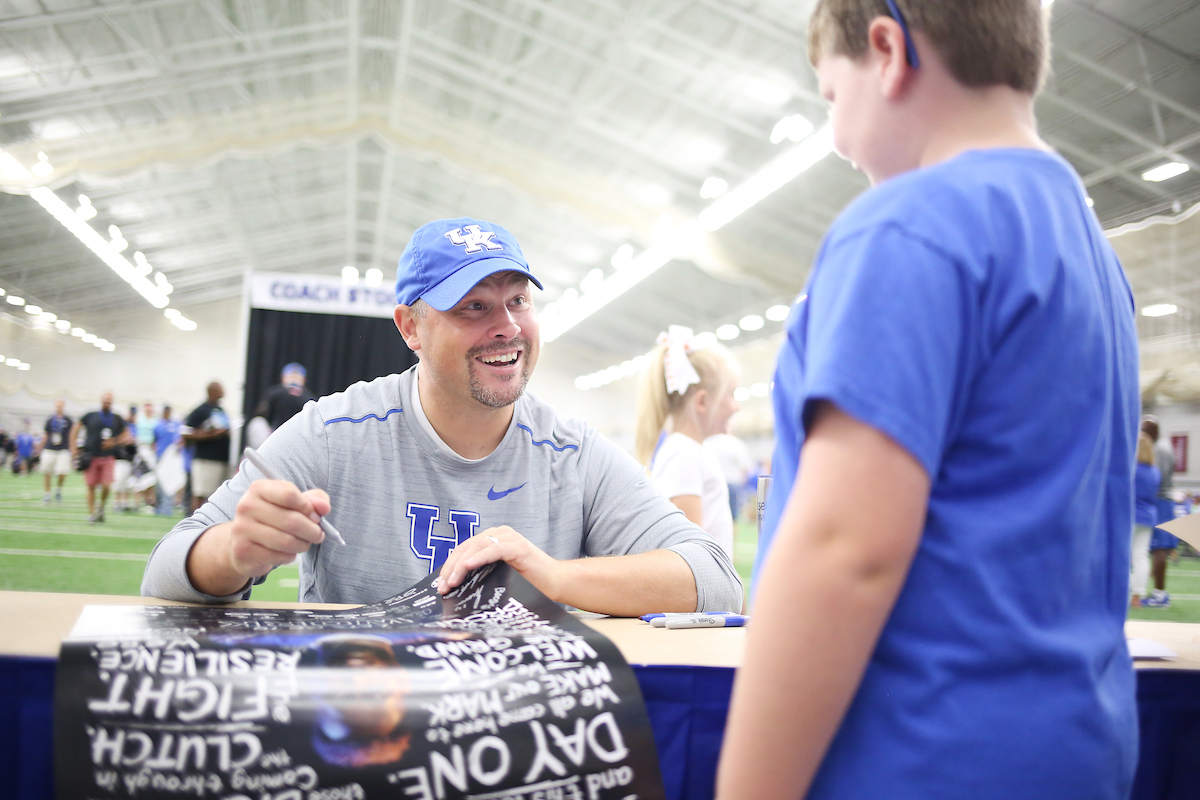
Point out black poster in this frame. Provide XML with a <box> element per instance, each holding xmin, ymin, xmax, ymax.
<box><xmin>55</xmin><ymin>564</ymin><xmax>664</xmax><ymax>800</ymax></box>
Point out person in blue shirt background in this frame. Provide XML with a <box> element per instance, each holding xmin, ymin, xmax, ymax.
<box><xmin>1130</xmin><ymin>432</ymin><xmax>1161</xmax><ymax>608</ymax></box>
<box><xmin>718</xmin><ymin>2</ymin><xmax>1139</xmax><ymax>799</ymax></box>
<box><xmin>14</xmin><ymin>420</ymin><xmax>39</xmax><ymax>476</ymax></box>
<box><xmin>154</xmin><ymin>405</ymin><xmax>184</xmax><ymax>516</ymax></box>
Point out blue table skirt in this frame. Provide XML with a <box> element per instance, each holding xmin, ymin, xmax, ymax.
<box><xmin>3</xmin><ymin>658</ymin><xmax>1197</xmax><ymax>800</ymax></box>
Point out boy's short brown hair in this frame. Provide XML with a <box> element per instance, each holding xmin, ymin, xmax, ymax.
<box><xmin>808</xmin><ymin>0</ymin><xmax>1050</xmax><ymax>94</ymax></box>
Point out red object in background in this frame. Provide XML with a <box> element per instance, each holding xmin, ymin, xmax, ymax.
<box><xmin>1171</xmin><ymin>434</ymin><xmax>1188</xmax><ymax>473</ymax></box>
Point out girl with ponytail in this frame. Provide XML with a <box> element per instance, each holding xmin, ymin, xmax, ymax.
<box><xmin>634</xmin><ymin>326</ymin><xmax>741</xmax><ymax>559</ymax></box>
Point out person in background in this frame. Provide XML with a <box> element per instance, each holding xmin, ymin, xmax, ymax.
<box><xmin>14</xmin><ymin>420</ymin><xmax>38</xmax><ymax>476</ymax></box>
<box><xmin>635</xmin><ymin>326</ymin><xmax>741</xmax><ymax>561</ymax></box>
<box><xmin>0</xmin><ymin>425</ymin><xmax>9</xmax><ymax>472</ymax></box>
<box><xmin>1131</xmin><ymin>431</ymin><xmax>1160</xmax><ymax>608</ymax></box>
<box><xmin>706</xmin><ymin>431</ymin><xmax>755</xmax><ymax>522</ymax></box>
<box><xmin>259</xmin><ymin>362</ymin><xmax>317</xmax><ymax>433</ymax></box>
<box><xmin>136</xmin><ymin>402</ymin><xmax>159</xmax><ymax>508</ymax></box>
<box><xmin>183</xmin><ymin>382</ymin><xmax>231</xmax><ymax>512</ymax></box>
<box><xmin>717</xmin><ymin>2</ymin><xmax>1139</xmax><ymax>799</ymax></box>
<box><xmin>112</xmin><ymin>407</ymin><xmax>138</xmax><ymax>512</ymax></box>
<box><xmin>42</xmin><ymin>398</ymin><xmax>74</xmax><ymax>503</ymax></box>
<box><xmin>154</xmin><ymin>405</ymin><xmax>184</xmax><ymax>516</ymax></box>
<box><xmin>1141</xmin><ymin>416</ymin><xmax>1178</xmax><ymax>608</ymax></box>
<box><xmin>71</xmin><ymin>391</ymin><xmax>132</xmax><ymax>523</ymax></box>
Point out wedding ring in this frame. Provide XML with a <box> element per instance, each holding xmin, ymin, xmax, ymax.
<box><xmin>487</xmin><ymin>535</ymin><xmax>499</xmax><ymax>544</ymax></box>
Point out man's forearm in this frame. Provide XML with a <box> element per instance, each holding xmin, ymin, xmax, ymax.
<box><xmin>554</xmin><ymin>549</ymin><xmax>697</xmax><ymax>616</ymax></box>
<box><xmin>185</xmin><ymin>522</ymin><xmax>252</xmax><ymax>597</ymax></box>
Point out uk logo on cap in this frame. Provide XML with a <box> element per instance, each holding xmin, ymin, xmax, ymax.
<box><xmin>444</xmin><ymin>225</ymin><xmax>503</xmax><ymax>254</ymax></box>
<box><xmin>395</xmin><ymin>217</ymin><xmax>544</xmax><ymax>312</ymax></box>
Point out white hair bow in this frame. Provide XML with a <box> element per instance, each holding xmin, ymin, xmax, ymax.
<box><xmin>657</xmin><ymin>325</ymin><xmax>702</xmax><ymax>395</ymax></box>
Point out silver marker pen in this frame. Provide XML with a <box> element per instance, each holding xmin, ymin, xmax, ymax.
<box><xmin>242</xmin><ymin>447</ymin><xmax>347</xmax><ymax>546</ymax></box>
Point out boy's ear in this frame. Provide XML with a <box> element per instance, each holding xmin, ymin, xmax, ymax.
<box><xmin>394</xmin><ymin>305</ymin><xmax>422</xmax><ymax>353</ymax></box>
<box><xmin>867</xmin><ymin>16</ymin><xmax>913</xmax><ymax>99</ymax></box>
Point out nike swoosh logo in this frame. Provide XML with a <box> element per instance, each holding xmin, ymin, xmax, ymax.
<box><xmin>488</xmin><ymin>483</ymin><xmax>528</xmax><ymax>500</ymax></box>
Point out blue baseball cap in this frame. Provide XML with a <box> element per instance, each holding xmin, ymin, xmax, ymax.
<box><xmin>395</xmin><ymin>217</ymin><xmax>543</xmax><ymax>311</ymax></box>
<box><xmin>281</xmin><ymin>362</ymin><xmax>306</xmax><ymax>377</ymax></box>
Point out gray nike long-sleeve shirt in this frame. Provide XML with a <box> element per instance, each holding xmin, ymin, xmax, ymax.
<box><xmin>141</xmin><ymin>367</ymin><xmax>743</xmax><ymax>613</ymax></box>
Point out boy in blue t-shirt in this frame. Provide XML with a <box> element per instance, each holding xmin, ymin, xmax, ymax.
<box><xmin>718</xmin><ymin>2</ymin><xmax>1139</xmax><ymax>799</ymax></box>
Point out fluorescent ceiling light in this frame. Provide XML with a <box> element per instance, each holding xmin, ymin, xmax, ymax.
<box><xmin>770</xmin><ymin>114</ymin><xmax>814</xmax><ymax>145</ymax></box>
<box><xmin>580</xmin><ymin>268</ymin><xmax>604</xmax><ymax>293</ymax></box>
<box><xmin>364</xmin><ymin>268</ymin><xmax>383</xmax><ymax>287</ymax></box>
<box><xmin>1142</xmin><ymin>303</ymin><xmax>1178</xmax><ymax>317</ymax></box>
<box><xmin>71</xmin><ymin>327</ymin><xmax>85</xmax><ymax>337</ymax></box>
<box><xmin>342</xmin><ymin>266</ymin><xmax>359</xmax><ymax>285</ymax></box>
<box><xmin>75</xmin><ymin>195</ymin><xmax>96</xmax><ymax>220</ymax></box>
<box><xmin>750</xmin><ymin>383</ymin><xmax>770</xmax><ymax>397</ymax></box>
<box><xmin>700</xmin><ymin>177</ymin><xmax>728</xmax><ymax>199</ymax></box>
<box><xmin>55</xmin><ymin>320</ymin><xmax>70</xmax><ymax>331</ymax></box>
<box><xmin>734</xmin><ymin>387</ymin><xmax>751</xmax><ymax>402</ymax></box>
<box><xmin>28</xmin><ymin>188</ymin><xmax>170</xmax><ymax>308</ymax></box>
<box><xmin>24</xmin><ymin>304</ymin><xmax>42</xmax><ymax>315</ymax></box>
<box><xmin>1141</xmin><ymin>162</ymin><xmax>1189</xmax><ymax>182</ymax></box>
<box><xmin>700</xmin><ymin>125</ymin><xmax>835</xmax><ymax>231</ymax></box>
<box><xmin>545</xmin><ymin>128</ymin><xmax>833</xmax><ymax>344</ymax></box>
<box><xmin>18</xmin><ymin>363</ymin><xmax>30</xmax><ymax>371</ymax></box>
<box><xmin>716</xmin><ymin>324</ymin><xmax>741</xmax><ymax>340</ymax></box>
<box><xmin>5</xmin><ymin>358</ymin><xmax>19</xmax><ymax>367</ymax></box>
<box><xmin>6</xmin><ymin>295</ymin><xmax>24</xmax><ymax>306</ymax></box>
<box><xmin>541</xmin><ymin>236</ymin><xmax>683</xmax><ymax>342</ymax></box>
<box><xmin>739</xmin><ymin>314</ymin><xmax>764</xmax><ymax>331</ymax></box>
<box><xmin>766</xmin><ymin>304</ymin><xmax>791</xmax><ymax>321</ymax></box>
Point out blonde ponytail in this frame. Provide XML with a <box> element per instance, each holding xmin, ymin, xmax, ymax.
<box><xmin>634</xmin><ymin>341</ymin><xmax>737</xmax><ymax>466</ymax></box>
<box><xmin>635</xmin><ymin>345</ymin><xmax>673</xmax><ymax>466</ymax></box>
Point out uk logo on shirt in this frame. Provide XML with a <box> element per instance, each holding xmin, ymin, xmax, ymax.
<box><xmin>407</xmin><ymin>503</ymin><xmax>480</xmax><ymax>573</ymax></box>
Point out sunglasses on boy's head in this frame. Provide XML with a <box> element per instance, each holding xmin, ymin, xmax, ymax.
<box><xmin>885</xmin><ymin>0</ymin><xmax>921</xmax><ymax>68</ymax></box>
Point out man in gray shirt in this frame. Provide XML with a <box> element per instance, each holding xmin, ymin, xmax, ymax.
<box><xmin>142</xmin><ymin>217</ymin><xmax>742</xmax><ymax>616</ymax></box>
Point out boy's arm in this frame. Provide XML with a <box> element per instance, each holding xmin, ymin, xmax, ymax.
<box><xmin>716</xmin><ymin>402</ymin><xmax>929</xmax><ymax>799</ymax></box>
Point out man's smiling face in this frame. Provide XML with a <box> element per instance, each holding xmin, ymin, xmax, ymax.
<box><xmin>410</xmin><ymin>271</ymin><xmax>539</xmax><ymax>409</ymax></box>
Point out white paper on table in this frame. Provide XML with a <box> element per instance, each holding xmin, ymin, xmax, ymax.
<box><xmin>1127</xmin><ymin>638</ymin><xmax>1177</xmax><ymax>660</ymax></box>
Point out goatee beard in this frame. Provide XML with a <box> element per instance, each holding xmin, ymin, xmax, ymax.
<box><xmin>468</xmin><ymin>339</ymin><xmax>533</xmax><ymax>409</ymax></box>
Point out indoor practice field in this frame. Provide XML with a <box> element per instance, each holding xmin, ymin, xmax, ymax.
<box><xmin>2</xmin><ymin>469</ymin><xmax>1195</xmax><ymax>621</ymax></box>
<box><xmin>0</xmin><ymin>470</ymin><xmax>764</xmax><ymax>605</ymax></box>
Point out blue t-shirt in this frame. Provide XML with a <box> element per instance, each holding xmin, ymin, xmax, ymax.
<box><xmin>154</xmin><ymin>419</ymin><xmax>183</xmax><ymax>460</ymax></box>
<box><xmin>760</xmin><ymin>150</ymin><xmax>1139</xmax><ymax>799</ymax></box>
<box><xmin>15</xmin><ymin>433</ymin><xmax>35</xmax><ymax>459</ymax></box>
<box><xmin>1134</xmin><ymin>462</ymin><xmax>1160</xmax><ymax>528</ymax></box>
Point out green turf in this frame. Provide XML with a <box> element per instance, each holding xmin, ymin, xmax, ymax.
<box><xmin>0</xmin><ymin>470</ymin><xmax>301</xmax><ymax>601</ymax></box>
<box><xmin>3</xmin><ymin>471</ymin><xmax>1197</xmax><ymax>618</ymax></box>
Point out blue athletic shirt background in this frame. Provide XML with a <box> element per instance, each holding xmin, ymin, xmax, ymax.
<box><xmin>759</xmin><ymin>149</ymin><xmax>1139</xmax><ymax>799</ymax></box>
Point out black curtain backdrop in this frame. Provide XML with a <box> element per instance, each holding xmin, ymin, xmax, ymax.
<box><xmin>242</xmin><ymin>308</ymin><xmax>418</xmax><ymax>426</ymax></box>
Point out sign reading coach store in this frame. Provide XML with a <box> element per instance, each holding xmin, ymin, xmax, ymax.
<box><xmin>251</xmin><ymin>272</ymin><xmax>395</xmax><ymax>319</ymax></box>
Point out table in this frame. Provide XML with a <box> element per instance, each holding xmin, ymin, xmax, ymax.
<box><xmin>1</xmin><ymin>592</ymin><xmax>1197</xmax><ymax>800</ymax></box>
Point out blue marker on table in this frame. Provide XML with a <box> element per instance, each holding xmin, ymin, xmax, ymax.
<box><xmin>665</xmin><ymin>614</ymin><xmax>748</xmax><ymax>629</ymax></box>
<box><xmin>640</xmin><ymin>611</ymin><xmax>736</xmax><ymax>623</ymax></box>
<box><xmin>242</xmin><ymin>447</ymin><xmax>347</xmax><ymax>546</ymax></box>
